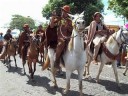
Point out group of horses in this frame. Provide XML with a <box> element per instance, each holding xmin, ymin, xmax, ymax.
<box><xmin>1</xmin><ymin>12</ymin><xmax>128</xmax><ymax>96</ymax></box>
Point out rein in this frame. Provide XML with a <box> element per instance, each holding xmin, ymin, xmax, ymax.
<box><xmin>111</xmin><ymin>33</ymin><xmax>120</xmax><ymax>47</ymax></box>
<box><xmin>60</xmin><ymin>25</ymin><xmax>77</xmax><ymax>39</ymax></box>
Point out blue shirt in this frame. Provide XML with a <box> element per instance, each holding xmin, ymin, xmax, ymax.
<box><xmin>0</xmin><ymin>36</ymin><xmax>4</xmax><ymax>41</ymax></box>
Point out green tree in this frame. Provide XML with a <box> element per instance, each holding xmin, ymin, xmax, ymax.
<box><xmin>42</xmin><ymin>0</ymin><xmax>104</xmax><ymax>25</ymax></box>
<box><xmin>108</xmin><ymin>0</ymin><xmax>128</xmax><ymax>19</ymax></box>
<box><xmin>9</xmin><ymin>15</ymin><xmax>35</xmax><ymax>31</ymax></box>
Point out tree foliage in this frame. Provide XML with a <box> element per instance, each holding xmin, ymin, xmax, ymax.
<box><xmin>9</xmin><ymin>15</ymin><xmax>35</xmax><ymax>31</ymax></box>
<box><xmin>108</xmin><ymin>0</ymin><xmax>128</xmax><ymax>19</ymax></box>
<box><xmin>42</xmin><ymin>0</ymin><xmax>104</xmax><ymax>25</ymax></box>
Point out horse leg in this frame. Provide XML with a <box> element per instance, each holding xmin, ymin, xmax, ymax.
<box><xmin>112</xmin><ymin>63</ymin><xmax>120</xmax><ymax>87</ymax></box>
<box><xmin>22</xmin><ymin>60</ymin><xmax>26</xmax><ymax>75</ymax></box>
<box><xmin>83</xmin><ymin>55</ymin><xmax>92</xmax><ymax>78</ymax></box>
<box><xmin>7</xmin><ymin>56</ymin><xmax>11</xmax><ymax>68</ymax></box>
<box><xmin>27</xmin><ymin>60</ymin><xmax>31</xmax><ymax>74</ymax></box>
<box><xmin>32</xmin><ymin>62</ymin><xmax>36</xmax><ymax>79</ymax></box>
<box><xmin>123</xmin><ymin>62</ymin><xmax>128</xmax><ymax>76</ymax></box>
<box><xmin>78</xmin><ymin>68</ymin><xmax>84</xmax><ymax>96</ymax></box>
<box><xmin>96</xmin><ymin>62</ymin><xmax>105</xmax><ymax>83</ymax></box>
<box><xmin>63</xmin><ymin>70</ymin><xmax>71</xmax><ymax>95</ymax></box>
<box><xmin>13</xmin><ymin>56</ymin><xmax>17</xmax><ymax>68</ymax></box>
<box><xmin>51</xmin><ymin>65</ymin><xmax>58</xmax><ymax>88</ymax></box>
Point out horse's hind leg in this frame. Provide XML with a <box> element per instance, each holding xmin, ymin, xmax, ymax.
<box><xmin>63</xmin><ymin>70</ymin><xmax>71</xmax><ymax>95</ymax></box>
<box><xmin>96</xmin><ymin>62</ymin><xmax>105</xmax><ymax>83</ymax></box>
<box><xmin>13</xmin><ymin>56</ymin><xmax>17</xmax><ymax>68</ymax></box>
<box><xmin>83</xmin><ymin>55</ymin><xmax>91</xmax><ymax>77</ymax></box>
<box><xmin>112</xmin><ymin>63</ymin><xmax>120</xmax><ymax>87</ymax></box>
<box><xmin>78</xmin><ymin>68</ymin><xmax>84</xmax><ymax>96</ymax></box>
<box><xmin>123</xmin><ymin>62</ymin><xmax>128</xmax><ymax>76</ymax></box>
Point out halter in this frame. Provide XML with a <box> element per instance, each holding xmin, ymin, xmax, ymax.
<box><xmin>111</xmin><ymin>33</ymin><xmax>120</xmax><ymax>47</ymax></box>
<box><xmin>60</xmin><ymin>17</ymin><xmax>85</xmax><ymax>39</ymax></box>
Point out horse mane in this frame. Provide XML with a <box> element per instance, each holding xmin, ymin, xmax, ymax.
<box><xmin>106</xmin><ymin>32</ymin><xmax>116</xmax><ymax>44</ymax></box>
<box><xmin>68</xmin><ymin>33</ymin><xmax>74</xmax><ymax>51</ymax></box>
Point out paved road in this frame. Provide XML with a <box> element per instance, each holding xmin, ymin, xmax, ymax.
<box><xmin>0</xmin><ymin>55</ymin><xmax>128</xmax><ymax>96</ymax></box>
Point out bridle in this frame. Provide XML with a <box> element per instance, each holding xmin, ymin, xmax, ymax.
<box><xmin>60</xmin><ymin>17</ymin><xmax>85</xmax><ymax>39</ymax></box>
<box><xmin>120</xmin><ymin>28</ymin><xmax>128</xmax><ymax>45</ymax></box>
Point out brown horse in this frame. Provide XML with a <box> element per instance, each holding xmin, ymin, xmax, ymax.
<box><xmin>5</xmin><ymin>39</ymin><xmax>17</xmax><ymax>68</ymax></box>
<box><xmin>36</xmin><ymin>34</ymin><xmax>46</xmax><ymax>63</ymax></box>
<box><xmin>27</xmin><ymin>35</ymin><xmax>38</xmax><ymax>79</ymax></box>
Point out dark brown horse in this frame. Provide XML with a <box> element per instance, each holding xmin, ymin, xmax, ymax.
<box><xmin>27</xmin><ymin>35</ymin><xmax>38</xmax><ymax>79</ymax></box>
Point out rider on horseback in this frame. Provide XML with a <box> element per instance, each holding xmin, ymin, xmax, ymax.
<box><xmin>87</xmin><ymin>12</ymin><xmax>108</xmax><ymax>64</ymax></box>
<box><xmin>0</xmin><ymin>29</ymin><xmax>13</xmax><ymax>59</ymax></box>
<box><xmin>49</xmin><ymin>5</ymin><xmax>73</xmax><ymax>69</ymax></box>
<box><xmin>18</xmin><ymin>24</ymin><xmax>31</xmax><ymax>58</ymax></box>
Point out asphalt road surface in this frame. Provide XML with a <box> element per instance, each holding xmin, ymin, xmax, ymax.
<box><xmin>0</xmin><ymin>55</ymin><xmax>128</xmax><ymax>96</ymax></box>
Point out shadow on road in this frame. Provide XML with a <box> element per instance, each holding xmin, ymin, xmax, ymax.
<box><xmin>5</xmin><ymin>66</ymin><xmax>24</xmax><ymax>76</ymax></box>
<box><xmin>84</xmin><ymin>78</ymin><xmax>128</xmax><ymax>95</ymax></box>
<box><xmin>26</xmin><ymin>74</ymin><xmax>90</xmax><ymax>96</ymax></box>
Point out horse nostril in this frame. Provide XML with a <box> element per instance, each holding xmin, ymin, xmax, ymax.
<box><xmin>82</xmin><ymin>21</ymin><xmax>85</xmax><ymax>24</ymax></box>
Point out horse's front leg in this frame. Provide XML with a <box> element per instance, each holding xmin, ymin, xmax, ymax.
<box><xmin>78</xmin><ymin>68</ymin><xmax>84</xmax><ymax>96</ymax></box>
<box><xmin>13</xmin><ymin>55</ymin><xmax>17</xmax><ymax>68</ymax></box>
<box><xmin>112</xmin><ymin>62</ymin><xmax>120</xmax><ymax>87</ymax></box>
<box><xmin>32</xmin><ymin>60</ymin><xmax>37</xmax><ymax>79</ymax></box>
<box><xmin>63</xmin><ymin>70</ymin><xmax>71</xmax><ymax>95</ymax></box>
<box><xmin>22</xmin><ymin>59</ymin><xmax>26</xmax><ymax>75</ymax></box>
<box><xmin>7</xmin><ymin>55</ymin><xmax>11</xmax><ymax>68</ymax></box>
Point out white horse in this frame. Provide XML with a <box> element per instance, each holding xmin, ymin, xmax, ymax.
<box><xmin>84</xmin><ymin>26</ymin><xmax>128</xmax><ymax>87</ymax></box>
<box><xmin>42</xmin><ymin>12</ymin><xmax>87</xmax><ymax>96</ymax></box>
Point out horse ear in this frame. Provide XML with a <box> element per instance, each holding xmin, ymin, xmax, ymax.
<box><xmin>68</xmin><ymin>13</ymin><xmax>74</xmax><ymax>20</ymax></box>
<box><xmin>79</xmin><ymin>11</ymin><xmax>84</xmax><ymax>18</ymax></box>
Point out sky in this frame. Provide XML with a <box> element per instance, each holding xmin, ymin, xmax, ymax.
<box><xmin>0</xmin><ymin>0</ymin><xmax>49</xmax><ymax>28</ymax></box>
<box><xmin>102</xmin><ymin>0</ymin><xmax>125</xmax><ymax>26</ymax></box>
<box><xmin>0</xmin><ymin>0</ymin><xmax>126</xmax><ymax>30</ymax></box>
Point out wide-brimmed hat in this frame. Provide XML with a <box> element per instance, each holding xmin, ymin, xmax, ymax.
<box><xmin>61</xmin><ymin>5</ymin><xmax>70</xmax><ymax>13</ymax></box>
<box><xmin>93</xmin><ymin>12</ymin><xmax>102</xmax><ymax>19</ymax></box>
<box><xmin>23</xmin><ymin>24</ymin><xmax>29</xmax><ymax>28</ymax></box>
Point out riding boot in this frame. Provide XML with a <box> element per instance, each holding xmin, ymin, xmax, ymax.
<box><xmin>54</xmin><ymin>39</ymin><xmax>65</xmax><ymax>68</ymax></box>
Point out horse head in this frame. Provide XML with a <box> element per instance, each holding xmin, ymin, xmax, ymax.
<box><xmin>68</xmin><ymin>12</ymin><xmax>86</xmax><ymax>51</ymax></box>
<box><xmin>68</xmin><ymin>11</ymin><xmax>86</xmax><ymax>33</ymax></box>
<box><xmin>29</xmin><ymin>34</ymin><xmax>38</xmax><ymax>48</ymax></box>
<box><xmin>116</xmin><ymin>26</ymin><xmax>128</xmax><ymax>45</ymax></box>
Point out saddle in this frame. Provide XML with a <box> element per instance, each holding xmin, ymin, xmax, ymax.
<box><xmin>90</xmin><ymin>42</ymin><xmax>103</xmax><ymax>56</ymax></box>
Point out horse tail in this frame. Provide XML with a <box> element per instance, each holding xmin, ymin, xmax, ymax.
<box><xmin>42</xmin><ymin>54</ymin><xmax>50</xmax><ymax>70</ymax></box>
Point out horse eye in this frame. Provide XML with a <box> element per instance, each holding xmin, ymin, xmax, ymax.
<box><xmin>72</xmin><ymin>17</ymin><xmax>74</xmax><ymax>20</ymax></box>
<box><xmin>77</xmin><ymin>22</ymin><xmax>80</xmax><ymax>24</ymax></box>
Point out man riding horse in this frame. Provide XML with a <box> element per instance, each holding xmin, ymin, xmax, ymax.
<box><xmin>87</xmin><ymin>12</ymin><xmax>109</xmax><ymax>64</ymax></box>
<box><xmin>18</xmin><ymin>24</ymin><xmax>31</xmax><ymax>59</ymax></box>
<box><xmin>46</xmin><ymin>5</ymin><xmax>73</xmax><ymax>69</ymax></box>
<box><xmin>0</xmin><ymin>29</ymin><xmax>13</xmax><ymax>59</ymax></box>
<box><xmin>35</xmin><ymin>25</ymin><xmax>45</xmax><ymax>43</ymax></box>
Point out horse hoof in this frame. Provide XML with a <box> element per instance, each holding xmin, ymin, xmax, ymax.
<box><xmin>24</xmin><ymin>72</ymin><xmax>26</xmax><ymax>75</ymax></box>
<box><xmin>62</xmin><ymin>88</ymin><xmax>68</xmax><ymax>95</ymax></box>
<box><xmin>53</xmin><ymin>85</ymin><xmax>58</xmax><ymax>89</ymax></box>
<box><xmin>123</xmin><ymin>73</ymin><xmax>126</xmax><ymax>76</ymax></box>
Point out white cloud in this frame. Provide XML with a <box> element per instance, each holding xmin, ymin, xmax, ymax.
<box><xmin>0</xmin><ymin>0</ymin><xmax>48</xmax><ymax>28</ymax></box>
